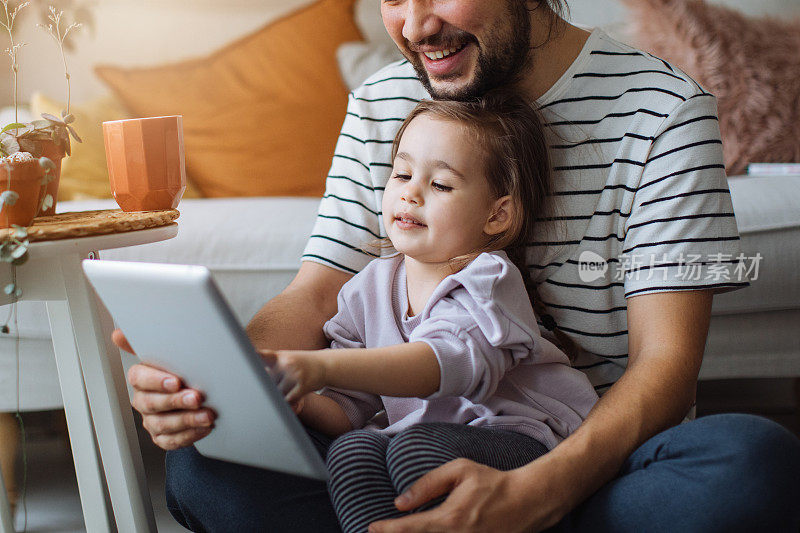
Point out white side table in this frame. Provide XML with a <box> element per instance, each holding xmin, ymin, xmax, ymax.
<box><xmin>0</xmin><ymin>212</ymin><xmax>178</xmax><ymax>533</ymax></box>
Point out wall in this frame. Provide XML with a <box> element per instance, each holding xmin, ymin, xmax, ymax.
<box><xmin>0</xmin><ymin>0</ymin><xmax>312</xmax><ymax>106</ymax></box>
<box><xmin>1</xmin><ymin>0</ymin><xmax>798</xmax><ymax>108</ymax></box>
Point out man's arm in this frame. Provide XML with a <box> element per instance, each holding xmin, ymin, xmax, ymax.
<box><xmin>370</xmin><ymin>289</ymin><xmax>712</xmax><ymax>532</ymax></box>
<box><xmin>246</xmin><ymin>261</ymin><xmax>353</xmax><ymax>350</ymax></box>
<box><xmin>121</xmin><ymin>261</ymin><xmax>352</xmax><ymax>450</ymax></box>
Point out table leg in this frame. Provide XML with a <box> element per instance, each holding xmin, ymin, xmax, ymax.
<box><xmin>47</xmin><ymin>300</ymin><xmax>114</xmax><ymax>533</ymax></box>
<box><xmin>0</xmin><ymin>464</ymin><xmax>13</xmax><ymax>533</ymax></box>
<box><xmin>57</xmin><ymin>254</ymin><xmax>156</xmax><ymax>533</ymax></box>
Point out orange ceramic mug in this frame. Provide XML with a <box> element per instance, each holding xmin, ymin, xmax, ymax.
<box><xmin>103</xmin><ymin>115</ymin><xmax>186</xmax><ymax>212</ymax></box>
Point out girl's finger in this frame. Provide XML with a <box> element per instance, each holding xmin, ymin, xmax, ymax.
<box><xmin>286</xmin><ymin>383</ymin><xmax>304</xmax><ymax>403</ymax></box>
<box><xmin>276</xmin><ymin>372</ymin><xmax>297</xmax><ymax>396</ymax></box>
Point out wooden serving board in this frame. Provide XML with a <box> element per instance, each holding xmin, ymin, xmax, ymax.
<box><xmin>0</xmin><ymin>209</ymin><xmax>180</xmax><ymax>242</ymax></box>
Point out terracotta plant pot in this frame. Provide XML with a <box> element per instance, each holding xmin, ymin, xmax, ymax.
<box><xmin>0</xmin><ymin>159</ymin><xmax>46</xmax><ymax>228</ymax></box>
<box><xmin>38</xmin><ymin>140</ymin><xmax>66</xmax><ymax>216</ymax></box>
<box><xmin>103</xmin><ymin>115</ymin><xmax>186</xmax><ymax>212</ymax></box>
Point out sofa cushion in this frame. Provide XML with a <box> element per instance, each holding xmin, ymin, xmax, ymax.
<box><xmin>702</xmin><ymin>309</ymin><xmax>800</xmax><ymax>379</ymax></box>
<box><xmin>712</xmin><ymin>174</ymin><xmax>800</xmax><ymax>314</ymax></box>
<box><xmin>95</xmin><ymin>0</ymin><xmax>362</xmax><ymax>198</ymax></box>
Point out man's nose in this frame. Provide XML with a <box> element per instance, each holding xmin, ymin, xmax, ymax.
<box><xmin>402</xmin><ymin>0</ymin><xmax>442</xmax><ymax>45</ymax></box>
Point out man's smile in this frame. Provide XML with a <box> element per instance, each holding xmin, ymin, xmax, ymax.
<box><xmin>419</xmin><ymin>42</ymin><xmax>472</xmax><ymax>77</ymax></box>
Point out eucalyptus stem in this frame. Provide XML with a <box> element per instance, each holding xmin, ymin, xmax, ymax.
<box><xmin>12</xmin><ymin>57</ymin><xmax>17</xmax><ymax>125</ymax></box>
<box><xmin>1</xmin><ymin>1</ymin><xmax>18</xmax><ymax>125</ymax></box>
<box><xmin>39</xmin><ymin>6</ymin><xmax>80</xmax><ymax>116</ymax></box>
<box><xmin>53</xmin><ymin>7</ymin><xmax>70</xmax><ymax>114</ymax></box>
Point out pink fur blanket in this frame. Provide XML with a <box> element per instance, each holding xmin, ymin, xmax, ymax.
<box><xmin>622</xmin><ymin>0</ymin><xmax>800</xmax><ymax>176</ymax></box>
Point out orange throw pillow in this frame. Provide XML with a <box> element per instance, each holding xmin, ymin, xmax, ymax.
<box><xmin>95</xmin><ymin>0</ymin><xmax>362</xmax><ymax>197</ymax></box>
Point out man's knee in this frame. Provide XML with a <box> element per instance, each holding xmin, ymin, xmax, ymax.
<box><xmin>165</xmin><ymin>445</ymin><xmax>339</xmax><ymax>532</ymax></box>
<box><xmin>694</xmin><ymin>413</ymin><xmax>800</xmax><ymax>469</ymax></box>
<box><xmin>164</xmin><ymin>447</ymin><xmax>207</xmax><ymax>529</ymax></box>
<box><xmin>690</xmin><ymin>413</ymin><xmax>800</xmax><ymax>529</ymax></box>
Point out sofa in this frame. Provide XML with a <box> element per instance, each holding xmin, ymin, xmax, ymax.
<box><xmin>1</xmin><ymin>0</ymin><xmax>799</xmax><ymax>415</ymax></box>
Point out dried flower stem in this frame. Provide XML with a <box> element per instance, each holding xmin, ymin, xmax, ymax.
<box><xmin>1</xmin><ymin>1</ymin><xmax>30</xmax><ymax>126</ymax></box>
<box><xmin>38</xmin><ymin>7</ymin><xmax>80</xmax><ymax>115</ymax></box>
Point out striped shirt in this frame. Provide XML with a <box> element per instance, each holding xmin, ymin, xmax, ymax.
<box><xmin>302</xmin><ymin>29</ymin><xmax>749</xmax><ymax>396</ymax></box>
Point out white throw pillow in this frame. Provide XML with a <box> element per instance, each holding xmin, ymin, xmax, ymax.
<box><xmin>337</xmin><ymin>41</ymin><xmax>404</xmax><ymax>91</ymax></box>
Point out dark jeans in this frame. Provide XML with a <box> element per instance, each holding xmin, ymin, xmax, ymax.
<box><xmin>165</xmin><ymin>413</ymin><xmax>800</xmax><ymax>532</ymax></box>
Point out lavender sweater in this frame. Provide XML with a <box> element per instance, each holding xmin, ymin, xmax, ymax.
<box><xmin>321</xmin><ymin>251</ymin><xmax>599</xmax><ymax>449</ymax></box>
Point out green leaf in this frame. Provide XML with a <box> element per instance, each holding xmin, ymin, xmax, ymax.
<box><xmin>38</xmin><ymin>157</ymin><xmax>56</xmax><ymax>172</ymax></box>
<box><xmin>10</xmin><ymin>243</ymin><xmax>27</xmax><ymax>259</ymax></box>
<box><xmin>0</xmin><ymin>191</ymin><xmax>19</xmax><ymax>206</ymax></box>
<box><xmin>42</xmin><ymin>194</ymin><xmax>54</xmax><ymax>210</ymax></box>
<box><xmin>40</xmin><ymin>113</ymin><xmax>61</xmax><ymax>123</ymax></box>
<box><xmin>0</xmin><ymin>135</ymin><xmax>20</xmax><ymax>156</ymax></box>
<box><xmin>4</xmin><ymin>283</ymin><xmax>15</xmax><ymax>295</ymax></box>
<box><xmin>11</xmin><ymin>253</ymin><xmax>28</xmax><ymax>267</ymax></box>
<box><xmin>67</xmin><ymin>125</ymin><xmax>82</xmax><ymax>143</ymax></box>
<box><xmin>11</xmin><ymin>246</ymin><xmax>28</xmax><ymax>266</ymax></box>
<box><xmin>2</xmin><ymin>123</ymin><xmax>28</xmax><ymax>133</ymax></box>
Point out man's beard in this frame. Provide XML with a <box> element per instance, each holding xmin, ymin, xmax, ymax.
<box><xmin>405</xmin><ymin>2</ymin><xmax>532</xmax><ymax>100</ymax></box>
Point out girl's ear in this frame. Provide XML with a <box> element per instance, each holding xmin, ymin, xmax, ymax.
<box><xmin>484</xmin><ymin>195</ymin><xmax>515</xmax><ymax>236</ymax></box>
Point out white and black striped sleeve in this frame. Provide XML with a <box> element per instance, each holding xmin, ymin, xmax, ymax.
<box><xmin>621</xmin><ymin>94</ymin><xmax>750</xmax><ymax>297</ymax></box>
<box><xmin>302</xmin><ymin>93</ymin><xmax>383</xmax><ymax>275</ymax></box>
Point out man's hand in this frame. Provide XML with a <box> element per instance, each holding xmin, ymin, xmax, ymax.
<box><xmin>368</xmin><ymin>457</ymin><xmax>568</xmax><ymax>533</ymax></box>
<box><xmin>114</xmin><ymin>329</ymin><xmax>216</xmax><ymax>450</ymax></box>
<box><xmin>260</xmin><ymin>349</ymin><xmax>328</xmax><ymax>403</ymax></box>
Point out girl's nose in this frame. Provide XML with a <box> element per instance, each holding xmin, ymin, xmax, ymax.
<box><xmin>402</xmin><ymin>0</ymin><xmax>442</xmax><ymax>45</ymax></box>
<box><xmin>400</xmin><ymin>181</ymin><xmax>423</xmax><ymax>206</ymax></box>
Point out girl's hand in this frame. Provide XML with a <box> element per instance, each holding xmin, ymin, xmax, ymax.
<box><xmin>259</xmin><ymin>349</ymin><xmax>328</xmax><ymax>403</ymax></box>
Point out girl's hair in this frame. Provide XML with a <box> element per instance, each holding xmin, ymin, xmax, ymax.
<box><xmin>389</xmin><ymin>90</ymin><xmax>580</xmax><ymax>362</ymax></box>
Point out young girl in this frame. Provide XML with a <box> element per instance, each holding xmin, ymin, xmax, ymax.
<box><xmin>263</xmin><ymin>91</ymin><xmax>599</xmax><ymax>533</ymax></box>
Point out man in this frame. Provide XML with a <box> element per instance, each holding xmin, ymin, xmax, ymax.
<box><xmin>119</xmin><ymin>1</ymin><xmax>800</xmax><ymax>531</ymax></box>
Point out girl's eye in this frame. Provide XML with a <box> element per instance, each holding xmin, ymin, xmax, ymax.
<box><xmin>432</xmin><ymin>182</ymin><xmax>453</xmax><ymax>192</ymax></box>
<box><xmin>393</xmin><ymin>173</ymin><xmax>411</xmax><ymax>181</ymax></box>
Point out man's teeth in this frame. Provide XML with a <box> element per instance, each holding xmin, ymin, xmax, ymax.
<box><xmin>423</xmin><ymin>45</ymin><xmax>463</xmax><ymax>60</ymax></box>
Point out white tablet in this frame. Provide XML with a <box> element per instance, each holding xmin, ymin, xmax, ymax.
<box><xmin>82</xmin><ymin>259</ymin><xmax>329</xmax><ymax>481</ymax></box>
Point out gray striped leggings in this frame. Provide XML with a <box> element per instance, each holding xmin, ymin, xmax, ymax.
<box><xmin>325</xmin><ymin>422</ymin><xmax>549</xmax><ymax>533</ymax></box>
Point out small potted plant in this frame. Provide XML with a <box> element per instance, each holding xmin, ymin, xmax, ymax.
<box><xmin>0</xmin><ymin>1</ymin><xmax>81</xmax><ymax>227</ymax></box>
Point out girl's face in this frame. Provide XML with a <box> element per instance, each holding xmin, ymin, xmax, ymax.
<box><xmin>382</xmin><ymin>114</ymin><xmax>504</xmax><ymax>264</ymax></box>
